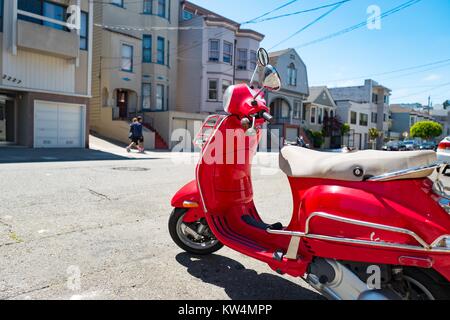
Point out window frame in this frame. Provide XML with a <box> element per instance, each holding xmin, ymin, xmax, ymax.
<box><xmin>350</xmin><ymin>111</ymin><xmax>357</xmax><ymax>125</ymax></box>
<box><xmin>121</xmin><ymin>44</ymin><xmax>134</xmax><ymax>73</ymax></box>
<box><xmin>0</xmin><ymin>0</ymin><xmax>4</xmax><ymax>32</ymax></box>
<box><xmin>111</xmin><ymin>0</ymin><xmax>124</xmax><ymax>8</ymax></box>
<box><xmin>80</xmin><ymin>11</ymin><xmax>88</xmax><ymax>51</ymax></box>
<box><xmin>249</xmin><ymin>50</ymin><xmax>257</xmax><ymax>70</ymax></box>
<box><xmin>293</xmin><ymin>101</ymin><xmax>302</xmax><ymax>119</ymax></box>
<box><xmin>208</xmin><ymin>79</ymin><xmax>218</xmax><ymax>101</ymax></box>
<box><xmin>142</xmin><ymin>34</ymin><xmax>152</xmax><ymax>63</ymax></box>
<box><xmin>143</xmin><ymin>0</ymin><xmax>152</xmax><ymax>14</ymax></box>
<box><xmin>208</xmin><ymin>39</ymin><xmax>220</xmax><ymax>62</ymax></box>
<box><xmin>310</xmin><ymin>107</ymin><xmax>317</xmax><ymax>124</ymax></box>
<box><xmin>359</xmin><ymin>113</ymin><xmax>368</xmax><ymax>127</ymax></box>
<box><xmin>157</xmin><ymin>36</ymin><xmax>165</xmax><ymax>65</ymax></box>
<box><xmin>157</xmin><ymin>0</ymin><xmax>166</xmax><ymax>18</ymax></box>
<box><xmin>223</xmin><ymin>41</ymin><xmax>233</xmax><ymax>65</ymax></box>
<box><xmin>288</xmin><ymin>63</ymin><xmax>297</xmax><ymax>86</ymax></box>
<box><xmin>156</xmin><ymin>84</ymin><xmax>165</xmax><ymax>111</ymax></box>
<box><xmin>237</xmin><ymin>49</ymin><xmax>248</xmax><ymax>70</ymax></box>
<box><xmin>142</xmin><ymin>83</ymin><xmax>152</xmax><ymax>111</ymax></box>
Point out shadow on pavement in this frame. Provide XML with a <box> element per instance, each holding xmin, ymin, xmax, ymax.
<box><xmin>175</xmin><ymin>252</ymin><xmax>324</xmax><ymax>300</ymax></box>
<box><xmin>0</xmin><ymin>147</ymin><xmax>161</xmax><ymax>164</ymax></box>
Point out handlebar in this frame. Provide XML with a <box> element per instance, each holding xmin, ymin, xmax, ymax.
<box><xmin>261</xmin><ymin>112</ymin><xmax>274</xmax><ymax>124</ymax></box>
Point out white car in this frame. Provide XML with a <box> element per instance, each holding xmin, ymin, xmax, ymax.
<box><xmin>437</xmin><ymin>136</ymin><xmax>450</xmax><ymax>164</ymax></box>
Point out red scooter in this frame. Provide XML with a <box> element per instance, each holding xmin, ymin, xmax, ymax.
<box><xmin>169</xmin><ymin>49</ymin><xmax>450</xmax><ymax>300</ymax></box>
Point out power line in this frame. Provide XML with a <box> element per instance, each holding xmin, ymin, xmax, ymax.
<box><xmin>241</xmin><ymin>0</ymin><xmax>301</xmax><ymax>24</ymax></box>
<box><xmin>295</xmin><ymin>0</ymin><xmax>422</xmax><ymax>49</ymax></box>
<box><xmin>325</xmin><ymin>58</ymin><xmax>450</xmax><ymax>83</ymax></box>
<box><xmin>247</xmin><ymin>0</ymin><xmax>351</xmax><ymax>24</ymax></box>
<box><xmin>270</xmin><ymin>1</ymin><xmax>349</xmax><ymax>50</ymax></box>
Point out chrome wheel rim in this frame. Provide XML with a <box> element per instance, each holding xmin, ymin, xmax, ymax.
<box><xmin>175</xmin><ymin>214</ymin><xmax>218</xmax><ymax>251</ymax></box>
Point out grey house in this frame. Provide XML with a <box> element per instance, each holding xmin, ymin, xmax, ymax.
<box><xmin>266</xmin><ymin>48</ymin><xmax>309</xmax><ymax>148</ymax></box>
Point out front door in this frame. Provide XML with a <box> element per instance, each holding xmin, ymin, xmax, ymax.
<box><xmin>0</xmin><ymin>102</ymin><xmax>6</xmax><ymax>142</ymax></box>
<box><xmin>0</xmin><ymin>99</ymin><xmax>14</xmax><ymax>144</ymax></box>
<box><xmin>117</xmin><ymin>90</ymin><xmax>128</xmax><ymax>119</ymax></box>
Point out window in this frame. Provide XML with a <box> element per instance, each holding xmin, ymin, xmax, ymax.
<box><xmin>237</xmin><ymin>49</ymin><xmax>247</xmax><ymax>70</ymax></box>
<box><xmin>208</xmin><ymin>40</ymin><xmax>220</xmax><ymax>62</ymax></box>
<box><xmin>249</xmin><ymin>50</ymin><xmax>257</xmax><ymax>70</ymax></box>
<box><xmin>111</xmin><ymin>0</ymin><xmax>124</xmax><ymax>7</ymax></box>
<box><xmin>350</xmin><ymin>111</ymin><xmax>357</xmax><ymax>125</ymax></box>
<box><xmin>18</xmin><ymin>0</ymin><xmax>43</xmax><ymax>25</ymax></box>
<box><xmin>384</xmin><ymin>95</ymin><xmax>389</xmax><ymax>104</ymax></box>
<box><xmin>223</xmin><ymin>41</ymin><xmax>233</xmax><ymax>64</ymax></box>
<box><xmin>143</xmin><ymin>35</ymin><xmax>152</xmax><ymax>63</ymax></box>
<box><xmin>302</xmin><ymin>104</ymin><xmax>307</xmax><ymax>121</ymax></box>
<box><xmin>43</xmin><ymin>2</ymin><xmax>66</xmax><ymax>30</ymax></box>
<box><xmin>372</xmin><ymin>93</ymin><xmax>378</xmax><ymax>104</ymax></box>
<box><xmin>359</xmin><ymin>113</ymin><xmax>368</xmax><ymax>126</ymax></box>
<box><xmin>318</xmin><ymin>108</ymin><xmax>323</xmax><ymax>124</ymax></box>
<box><xmin>222</xmin><ymin>80</ymin><xmax>232</xmax><ymax>97</ymax></box>
<box><xmin>142</xmin><ymin>83</ymin><xmax>151</xmax><ymax>110</ymax></box>
<box><xmin>311</xmin><ymin>107</ymin><xmax>316</xmax><ymax>124</ymax></box>
<box><xmin>157</xmin><ymin>37</ymin><xmax>165</xmax><ymax>65</ymax></box>
<box><xmin>384</xmin><ymin>113</ymin><xmax>387</xmax><ymax>121</ymax></box>
<box><xmin>80</xmin><ymin>12</ymin><xmax>88</xmax><ymax>50</ymax></box>
<box><xmin>0</xmin><ymin>0</ymin><xmax>3</xmax><ymax>32</ymax></box>
<box><xmin>371</xmin><ymin>112</ymin><xmax>377</xmax><ymax>124</ymax></box>
<box><xmin>121</xmin><ymin>44</ymin><xmax>133</xmax><ymax>72</ymax></box>
<box><xmin>143</xmin><ymin>0</ymin><xmax>152</xmax><ymax>14</ymax></box>
<box><xmin>288</xmin><ymin>63</ymin><xmax>297</xmax><ymax>86</ymax></box>
<box><xmin>183</xmin><ymin>9</ymin><xmax>194</xmax><ymax>20</ymax></box>
<box><xmin>158</xmin><ymin>0</ymin><xmax>166</xmax><ymax>18</ymax></box>
<box><xmin>156</xmin><ymin>84</ymin><xmax>165</xmax><ymax>110</ymax></box>
<box><xmin>208</xmin><ymin>80</ymin><xmax>218</xmax><ymax>101</ymax></box>
<box><xmin>293</xmin><ymin>101</ymin><xmax>301</xmax><ymax>119</ymax></box>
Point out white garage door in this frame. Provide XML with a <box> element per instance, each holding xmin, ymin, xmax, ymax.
<box><xmin>172</xmin><ymin>118</ymin><xmax>202</xmax><ymax>151</ymax></box>
<box><xmin>34</xmin><ymin>101</ymin><xmax>85</xmax><ymax>148</ymax></box>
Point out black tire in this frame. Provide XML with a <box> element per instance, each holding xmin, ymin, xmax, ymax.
<box><xmin>401</xmin><ymin>267</ymin><xmax>450</xmax><ymax>300</ymax></box>
<box><xmin>168</xmin><ymin>208</ymin><xmax>223</xmax><ymax>255</ymax></box>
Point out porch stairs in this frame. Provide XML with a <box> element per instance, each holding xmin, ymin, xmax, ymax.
<box><xmin>143</xmin><ymin>123</ymin><xmax>169</xmax><ymax>150</ymax></box>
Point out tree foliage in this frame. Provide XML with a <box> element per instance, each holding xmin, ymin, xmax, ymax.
<box><xmin>410</xmin><ymin>121</ymin><xmax>443</xmax><ymax>140</ymax></box>
<box><xmin>368</xmin><ymin>128</ymin><xmax>380</xmax><ymax>141</ymax></box>
<box><xmin>341</xmin><ymin>123</ymin><xmax>351</xmax><ymax>136</ymax></box>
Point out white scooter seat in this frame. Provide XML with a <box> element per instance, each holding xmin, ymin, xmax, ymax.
<box><xmin>279</xmin><ymin>146</ymin><xmax>437</xmax><ymax>181</ymax></box>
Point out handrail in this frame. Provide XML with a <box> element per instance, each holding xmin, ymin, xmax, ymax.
<box><xmin>366</xmin><ymin>162</ymin><xmax>442</xmax><ymax>181</ymax></box>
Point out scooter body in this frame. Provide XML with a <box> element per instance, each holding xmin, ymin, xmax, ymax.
<box><xmin>170</xmin><ymin>55</ymin><xmax>450</xmax><ymax>299</ymax></box>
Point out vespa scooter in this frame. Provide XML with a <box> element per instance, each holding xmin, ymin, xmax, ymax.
<box><xmin>169</xmin><ymin>48</ymin><xmax>450</xmax><ymax>300</ymax></box>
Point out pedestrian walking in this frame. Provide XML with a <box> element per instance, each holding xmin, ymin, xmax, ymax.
<box><xmin>126</xmin><ymin>116</ymin><xmax>144</xmax><ymax>153</ymax></box>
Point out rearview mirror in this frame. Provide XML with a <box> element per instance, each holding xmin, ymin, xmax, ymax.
<box><xmin>257</xmin><ymin>48</ymin><xmax>269</xmax><ymax>67</ymax></box>
<box><xmin>262</xmin><ymin>65</ymin><xmax>281</xmax><ymax>91</ymax></box>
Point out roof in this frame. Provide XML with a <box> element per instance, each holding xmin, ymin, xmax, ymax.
<box><xmin>305</xmin><ymin>86</ymin><xmax>327</xmax><ymax>103</ymax></box>
<box><xmin>269</xmin><ymin>48</ymin><xmax>291</xmax><ymax>58</ymax></box>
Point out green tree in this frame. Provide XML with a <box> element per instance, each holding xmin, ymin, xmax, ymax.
<box><xmin>444</xmin><ymin>100</ymin><xmax>450</xmax><ymax>110</ymax></box>
<box><xmin>368</xmin><ymin>128</ymin><xmax>380</xmax><ymax>141</ymax></box>
<box><xmin>311</xmin><ymin>131</ymin><xmax>324</xmax><ymax>148</ymax></box>
<box><xmin>341</xmin><ymin>123</ymin><xmax>351</xmax><ymax>136</ymax></box>
<box><xmin>410</xmin><ymin>121</ymin><xmax>443</xmax><ymax>140</ymax></box>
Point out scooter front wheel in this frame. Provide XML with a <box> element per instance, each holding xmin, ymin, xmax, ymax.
<box><xmin>168</xmin><ymin>208</ymin><xmax>223</xmax><ymax>255</ymax></box>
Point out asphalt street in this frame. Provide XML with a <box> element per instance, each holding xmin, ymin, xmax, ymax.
<box><xmin>0</xmin><ymin>150</ymin><xmax>323</xmax><ymax>300</ymax></box>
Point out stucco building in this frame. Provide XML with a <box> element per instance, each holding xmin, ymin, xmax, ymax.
<box><xmin>170</xmin><ymin>0</ymin><xmax>264</xmax><ymax>150</ymax></box>
<box><xmin>89</xmin><ymin>0</ymin><xmax>180</xmax><ymax>149</ymax></box>
<box><xmin>330</xmin><ymin>79</ymin><xmax>391</xmax><ymax>149</ymax></box>
<box><xmin>0</xmin><ymin>0</ymin><xmax>93</xmax><ymax>148</ymax></box>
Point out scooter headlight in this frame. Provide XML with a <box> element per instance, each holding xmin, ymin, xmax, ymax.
<box><xmin>433</xmin><ymin>236</ymin><xmax>450</xmax><ymax>249</ymax></box>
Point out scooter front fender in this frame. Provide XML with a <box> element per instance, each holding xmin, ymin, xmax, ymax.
<box><xmin>171</xmin><ymin>180</ymin><xmax>205</xmax><ymax>223</ymax></box>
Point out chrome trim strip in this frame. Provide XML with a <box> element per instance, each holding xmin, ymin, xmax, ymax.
<box><xmin>430</xmin><ymin>235</ymin><xmax>450</xmax><ymax>248</ymax></box>
<box><xmin>267</xmin><ymin>211</ymin><xmax>450</xmax><ymax>253</ymax></box>
<box><xmin>367</xmin><ymin>162</ymin><xmax>442</xmax><ymax>181</ymax></box>
<box><xmin>306</xmin><ymin>212</ymin><xmax>431</xmax><ymax>249</ymax></box>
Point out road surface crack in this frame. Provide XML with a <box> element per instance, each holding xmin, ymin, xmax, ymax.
<box><xmin>87</xmin><ymin>189</ymin><xmax>111</xmax><ymax>201</ymax></box>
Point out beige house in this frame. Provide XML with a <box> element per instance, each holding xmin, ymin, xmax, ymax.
<box><xmin>90</xmin><ymin>0</ymin><xmax>180</xmax><ymax>149</ymax></box>
<box><xmin>167</xmin><ymin>0</ymin><xmax>264</xmax><ymax>150</ymax></box>
<box><xmin>0</xmin><ymin>0</ymin><xmax>93</xmax><ymax>148</ymax></box>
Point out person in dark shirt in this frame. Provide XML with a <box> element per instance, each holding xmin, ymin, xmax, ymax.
<box><xmin>126</xmin><ymin>116</ymin><xmax>145</xmax><ymax>153</ymax></box>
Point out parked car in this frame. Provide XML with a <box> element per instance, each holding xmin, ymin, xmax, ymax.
<box><xmin>403</xmin><ymin>140</ymin><xmax>420</xmax><ymax>151</ymax></box>
<box><xmin>382</xmin><ymin>141</ymin><xmax>407</xmax><ymax>151</ymax></box>
<box><xmin>420</xmin><ymin>141</ymin><xmax>437</xmax><ymax>151</ymax></box>
<box><xmin>437</xmin><ymin>136</ymin><xmax>450</xmax><ymax>163</ymax></box>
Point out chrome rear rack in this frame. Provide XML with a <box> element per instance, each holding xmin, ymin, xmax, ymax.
<box><xmin>366</xmin><ymin>162</ymin><xmax>443</xmax><ymax>181</ymax></box>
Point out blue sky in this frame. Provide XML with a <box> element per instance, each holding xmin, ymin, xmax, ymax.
<box><xmin>189</xmin><ymin>0</ymin><xmax>450</xmax><ymax>105</ymax></box>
